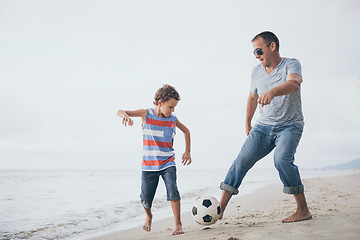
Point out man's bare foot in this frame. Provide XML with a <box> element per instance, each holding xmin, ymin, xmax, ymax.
<box><xmin>172</xmin><ymin>224</ymin><xmax>184</xmax><ymax>235</ymax></box>
<box><xmin>143</xmin><ymin>214</ymin><xmax>152</xmax><ymax>232</ymax></box>
<box><xmin>219</xmin><ymin>211</ymin><xmax>224</xmax><ymax>220</ymax></box>
<box><xmin>219</xmin><ymin>190</ymin><xmax>231</xmax><ymax>220</ymax></box>
<box><xmin>282</xmin><ymin>209</ymin><xmax>312</xmax><ymax>223</ymax></box>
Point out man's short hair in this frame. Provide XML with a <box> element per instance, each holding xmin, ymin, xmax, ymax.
<box><xmin>252</xmin><ymin>31</ymin><xmax>280</xmax><ymax>51</ymax></box>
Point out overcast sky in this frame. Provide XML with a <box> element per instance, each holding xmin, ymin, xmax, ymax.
<box><xmin>1</xmin><ymin>0</ymin><xmax>359</xmax><ymax>170</ymax></box>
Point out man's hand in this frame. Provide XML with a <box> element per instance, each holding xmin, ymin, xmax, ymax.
<box><xmin>258</xmin><ymin>90</ymin><xmax>275</xmax><ymax>107</ymax></box>
<box><xmin>257</xmin><ymin>75</ymin><xmax>302</xmax><ymax>108</ymax></box>
<box><xmin>245</xmin><ymin>122</ymin><xmax>252</xmax><ymax>136</ymax></box>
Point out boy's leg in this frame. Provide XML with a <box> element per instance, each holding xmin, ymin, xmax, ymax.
<box><xmin>170</xmin><ymin>200</ymin><xmax>183</xmax><ymax>235</ymax></box>
<box><xmin>142</xmin><ymin>206</ymin><xmax>152</xmax><ymax>232</ymax></box>
<box><xmin>161</xmin><ymin>167</ymin><xmax>183</xmax><ymax>235</ymax></box>
<box><xmin>274</xmin><ymin>124</ymin><xmax>312</xmax><ymax>223</ymax></box>
<box><xmin>140</xmin><ymin>171</ymin><xmax>160</xmax><ymax>232</ymax></box>
<box><xmin>220</xmin><ymin>124</ymin><xmax>274</xmax><ymax>218</ymax></box>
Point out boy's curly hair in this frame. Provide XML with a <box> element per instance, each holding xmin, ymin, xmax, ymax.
<box><xmin>153</xmin><ymin>84</ymin><xmax>180</xmax><ymax>106</ymax></box>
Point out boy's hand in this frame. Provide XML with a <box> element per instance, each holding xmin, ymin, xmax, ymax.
<box><xmin>182</xmin><ymin>152</ymin><xmax>192</xmax><ymax>165</ymax></box>
<box><xmin>117</xmin><ymin>110</ymin><xmax>134</xmax><ymax>126</ymax></box>
<box><xmin>122</xmin><ymin>116</ymin><xmax>134</xmax><ymax>126</ymax></box>
<box><xmin>117</xmin><ymin>109</ymin><xmax>147</xmax><ymax>126</ymax></box>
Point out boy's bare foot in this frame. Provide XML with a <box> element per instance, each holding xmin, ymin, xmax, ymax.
<box><xmin>143</xmin><ymin>214</ymin><xmax>152</xmax><ymax>232</ymax></box>
<box><xmin>282</xmin><ymin>209</ymin><xmax>312</xmax><ymax>223</ymax></box>
<box><xmin>172</xmin><ymin>224</ymin><xmax>184</xmax><ymax>235</ymax></box>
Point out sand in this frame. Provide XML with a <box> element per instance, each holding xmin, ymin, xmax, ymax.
<box><xmin>87</xmin><ymin>173</ymin><xmax>360</xmax><ymax>240</ymax></box>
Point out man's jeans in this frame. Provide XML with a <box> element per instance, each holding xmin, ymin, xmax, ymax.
<box><xmin>220</xmin><ymin>123</ymin><xmax>304</xmax><ymax>195</ymax></box>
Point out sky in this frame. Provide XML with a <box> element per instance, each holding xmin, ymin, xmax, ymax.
<box><xmin>1</xmin><ymin>0</ymin><xmax>359</xmax><ymax>170</ymax></box>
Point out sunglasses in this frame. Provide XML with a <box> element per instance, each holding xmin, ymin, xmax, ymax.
<box><xmin>253</xmin><ymin>42</ymin><xmax>273</xmax><ymax>56</ymax></box>
<box><xmin>253</xmin><ymin>48</ymin><xmax>264</xmax><ymax>56</ymax></box>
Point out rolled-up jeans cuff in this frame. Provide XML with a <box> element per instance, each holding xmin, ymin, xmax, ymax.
<box><xmin>283</xmin><ymin>184</ymin><xmax>304</xmax><ymax>194</ymax></box>
<box><xmin>220</xmin><ymin>182</ymin><xmax>239</xmax><ymax>195</ymax></box>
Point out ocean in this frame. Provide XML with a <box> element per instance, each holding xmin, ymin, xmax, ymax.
<box><xmin>0</xmin><ymin>167</ymin><xmax>357</xmax><ymax>240</ymax></box>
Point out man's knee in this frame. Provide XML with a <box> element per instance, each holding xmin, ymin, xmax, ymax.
<box><xmin>274</xmin><ymin>155</ymin><xmax>295</xmax><ymax>170</ymax></box>
<box><xmin>274</xmin><ymin>144</ymin><xmax>296</xmax><ymax>168</ymax></box>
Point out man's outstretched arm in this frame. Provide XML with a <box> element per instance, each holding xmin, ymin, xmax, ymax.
<box><xmin>258</xmin><ymin>73</ymin><xmax>302</xmax><ymax>107</ymax></box>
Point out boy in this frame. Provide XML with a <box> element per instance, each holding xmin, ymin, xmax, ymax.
<box><xmin>117</xmin><ymin>84</ymin><xmax>191</xmax><ymax>235</ymax></box>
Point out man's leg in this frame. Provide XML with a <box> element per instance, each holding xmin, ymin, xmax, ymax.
<box><xmin>282</xmin><ymin>192</ymin><xmax>312</xmax><ymax>223</ymax></box>
<box><xmin>219</xmin><ymin>189</ymin><xmax>232</xmax><ymax>219</ymax></box>
<box><xmin>274</xmin><ymin>124</ymin><xmax>312</xmax><ymax>223</ymax></box>
<box><xmin>220</xmin><ymin>124</ymin><xmax>274</xmax><ymax>219</ymax></box>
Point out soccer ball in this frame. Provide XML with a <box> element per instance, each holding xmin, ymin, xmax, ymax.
<box><xmin>191</xmin><ymin>196</ymin><xmax>221</xmax><ymax>225</ymax></box>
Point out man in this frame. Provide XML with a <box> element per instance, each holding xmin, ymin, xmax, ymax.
<box><xmin>219</xmin><ymin>31</ymin><xmax>312</xmax><ymax>223</ymax></box>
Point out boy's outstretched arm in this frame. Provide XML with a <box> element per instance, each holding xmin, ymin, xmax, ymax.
<box><xmin>176</xmin><ymin>119</ymin><xmax>192</xmax><ymax>166</ymax></box>
<box><xmin>117</xmin><ymin>109</ymin><xmax>147</xmax><ymax>126</ymax></box>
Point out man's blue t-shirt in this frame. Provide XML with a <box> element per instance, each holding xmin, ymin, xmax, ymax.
<box><xmin>250</xmin><ymin>58</ymin><xmax>304</xmax><ymax>126</ymax></box>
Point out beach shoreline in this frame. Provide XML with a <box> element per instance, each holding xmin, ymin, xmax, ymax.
<box><xmin>86</xmin><ymin>172</ymin><xmax>360</xmax><ymax>240</ymax></box>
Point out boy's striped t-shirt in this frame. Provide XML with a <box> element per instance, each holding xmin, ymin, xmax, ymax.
<box><xmin>142</xmin><ymin>108</ymin><xmax>176</xmax><ymax>171</ymax></box>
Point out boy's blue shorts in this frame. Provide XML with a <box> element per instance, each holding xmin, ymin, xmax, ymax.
<box><xmin>140</xmin><ymin>166</ymin><xmax>181</xmax><ymax>209</ymax></box>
